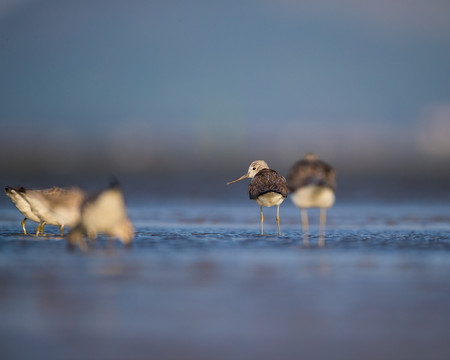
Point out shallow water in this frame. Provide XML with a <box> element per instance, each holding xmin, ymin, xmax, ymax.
<box><xmin>1</xmin><ymin>201</ymin><xmax>450</xmax><ymax>360</ymax></box>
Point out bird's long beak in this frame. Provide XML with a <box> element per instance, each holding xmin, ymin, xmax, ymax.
<box><xmin>227</xmin><ymin>173</ymin><xmax>249</xmax><ymax>185</ymax></box>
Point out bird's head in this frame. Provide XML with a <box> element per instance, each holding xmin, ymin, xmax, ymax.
<box><xmin>227</xmin><ymin>160</ymin><xmax>269</xmax><ymax>184</ymax></box>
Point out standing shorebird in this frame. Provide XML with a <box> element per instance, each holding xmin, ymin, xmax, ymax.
<box><xmin>5</xmin><ymin>186</ymin><xmax>42</xmax><ymax>235</ymax></box>
<box><xmin>68</xmin><ymin>182</ymin><xmax>134</xmax><ymax>250</ymax></box>
<box><xmin>18</xmin><ymin>186</ymin><xmax>85</xmax><ymax>237</ymax></box>
<box><xmin>227</xmin><ymin>160</ymin><xmax>289</xmax><ymax>235</ymax></box>
<box><xmin>287</xmin><ymin>153</ymin><xmax>335</xmax><ymax>246</ymax></box>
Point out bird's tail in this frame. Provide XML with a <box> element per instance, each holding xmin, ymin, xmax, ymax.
<box><xmin>5</xmin><ymin>186</ymin><xmax>26</xmax><ymax>194</ymax></box>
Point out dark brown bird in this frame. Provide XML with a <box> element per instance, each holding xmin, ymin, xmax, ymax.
<box><xmin>287</xmin><ymin>153</ymin><xmax>335</xmax><ymax>245</ymax></box>
<box><xmin>227</xmin><ymin>160</ymin><xmax>289</xmax><ymax>235</ymax></box>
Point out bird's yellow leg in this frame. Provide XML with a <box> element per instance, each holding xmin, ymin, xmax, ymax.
<box><xmin>36</xmin><ymin>223</ymin><xmax>41</xmax><ymax>236</ymax></box>
<box><xmin>319</xmin><ymin>208</ymin><xmax>326</xmax><ymax>248</ymax></box>
<box><xmin>260</xmin><ymin>206</ymin><xmax>264</xmax><ymax>235</ymax></box>
<box><xmin>21</xmin><ymin>218</ymin><xmax>27</xmax><ymax>235</ymax></box>
<box><xmin>301</xmin><ymin>208</ymin><xmax>309</xmax><ymax>246</ymax></box>
<box><xmin>40</xmin><ymin>223</ymin><xmax>45</xmax><ymax>235</ymax></box>
<box><xmin>276</xmin><ymin>205</ymin><xmax>281</xmax><ymax>236</ymax></box>
<box><xmin>60</xmin><ymin>225</ymin><xmax>64</xmax><ymax>237</ymax></box>
<box><xmin>301</xmin><ymin>208</ymin><xmax>309</xmax><ymax>233</ymax></box>
<box><xmin>87</xmin><ymin>229</ymin><xmax>97</xmax><ymax>240</ymax></box>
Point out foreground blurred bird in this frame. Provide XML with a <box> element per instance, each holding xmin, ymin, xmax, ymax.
<box><xmin>287</xmin><ymin>153</ymin><xmax>336</xmax><ymax>245</ymax></box>
<box><xmin>227</xmin><ymin>160</ymin><xmax>289</xmax><ymax>235</ymax></box>
<box><xmin>5</xmin><ymin>186</ymin><xmax>85</xmax><ymax>236</ymax></box>
<box><xmin>68</xmin><ymin>182</ymin><xmax>134</xmax><ymax>249</ymax></box>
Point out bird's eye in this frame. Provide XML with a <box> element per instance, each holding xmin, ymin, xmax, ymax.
<box><xmin>252</xmin><ymin>167</ymin><xmax>256</xmax><ymax>170</ymax></box>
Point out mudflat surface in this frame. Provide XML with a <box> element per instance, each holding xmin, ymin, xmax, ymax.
<box><xmin>1</xmin><ymin>202</ymin><xmax>450</xmax><ymax>360</ymax></box>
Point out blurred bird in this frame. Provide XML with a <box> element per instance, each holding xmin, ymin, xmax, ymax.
<box><xmin>227</xmin><ymin>160</ymin><xmax>289</xmax><ymax>235</ymax></box>
<box><xmin>68</xmin><ymin>182</ymin><xmax>134</xmax><ymax>249</ymax></box>
<box><xmin>287</xmin><ymin>153</ymin><xmax>335</xmax><ymax>246</ymax></box>
<box><xmin>18</xmin><ymin>186</ymin><xmax>86</xmax><ymax>237</ymax></box>
<box><xmin>5</xmin><ymin>186</ymin><xmax>42</xmax><ymax>235</ymax></box>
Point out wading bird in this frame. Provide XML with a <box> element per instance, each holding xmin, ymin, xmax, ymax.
<box><xmin>227</xmin><ymin>160</ymin><xmax>289</xmax><ymax>235</ymax></box>
<box><xmin>18</xmin><ymin>186</ymin><xmax>86</xmax><ymax>237</ymax></box>
<box><xmin>68</xmin><ymin>182</ymin><xmax>134</xmax><ymax>250</ymax></box>
<box><xmin>287</xmin><ymin>153</ymin><xmax>335</xmax><ymax>246</ymax></box>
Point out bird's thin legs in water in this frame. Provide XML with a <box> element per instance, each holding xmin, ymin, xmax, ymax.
<box><xmin>78</xmin><ymin>238</ymin><xmax>88</xmax><ymax>252</ymax></box>
<box><xmin>41</xmin><ymin>223</ymin><xmax>45</xmax><ymax>235</ymax></box>
<box><xmin>276</xmin><ymin>205</ymin><xmax>281</xmax><ymax>236</ymax></box>
<box><xmin>60</xmin><ymin>225</ymin><xmax>64</xmax><ymax>237</ymax></box>
<box><xmin>260</xmin><ymin>206</ymin><xmax>264</xmax><ymax>235</ymax></box>
<box><xmin>301</xmin><ymin>208</ymin><xmax>309</xmax><ymax>245</ymax></box>
<box><xmin>319</xmin><ymin>208</ymin><xmax>326</xmax><ymax>247</ymax></box>
<box><xmin>36</xmin><ymin>223</ymin><xmax>41</xmax><ymax>236</ymax></box>
<box><xmin>301</xmin><ymin>208</ymin><xmax>309</xmax><ymax>233</ymax></box>
<box><xmin>21</xmin><ymin>218</ymin><xmax>27</xmax><ymax>235</ymax></box>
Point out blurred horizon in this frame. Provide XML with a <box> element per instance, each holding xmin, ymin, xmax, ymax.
<box><xmin>0</xmin><ymin>0</ymin><xmax>449</xmax><ymax>200</ymax></box>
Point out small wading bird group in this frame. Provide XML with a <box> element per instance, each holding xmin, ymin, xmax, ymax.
<box><xmin>5</xmin><ymin>153</ymin><xmax>334</xmax><ymax>247</ymax></box>
<box><xmin>227</xmin><ymin>153</ymin><xmax>335</xmax><ymax>246</ymax></box>
<box><xmin>5</xmin><ymin>181</ymin><xmax>134</xmax><ymax>250</ymax></box>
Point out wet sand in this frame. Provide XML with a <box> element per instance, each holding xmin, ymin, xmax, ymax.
<box><xmin>1</xmin><ymin>202</ymin><xmax>450</xmax><ymax>360</ymax></box>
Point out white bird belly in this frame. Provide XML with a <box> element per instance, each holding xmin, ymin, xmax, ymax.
<box><xmin>82</xmin><ymin>189</ymin><xmax>127</xmax><ymax>233</ymax></box>
<box><xmin>255</xmin><ymin>192</ymin><xmax>285</xmax><ymax>207</ymax></box>
<box><xmin>24</xmin><ymin>193</ymin><xmax>60</xmax><ymax>225</ymax></box>
<box><xmin>291</xmin><ymin>186</ymin><xmax>335</xmax><ymax>208</ymax></box>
